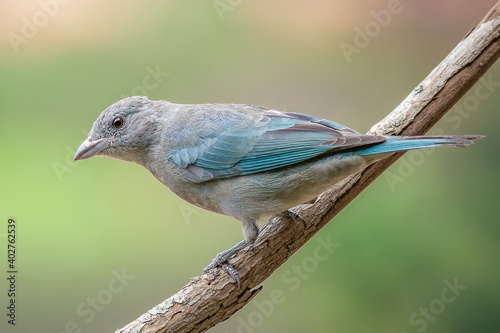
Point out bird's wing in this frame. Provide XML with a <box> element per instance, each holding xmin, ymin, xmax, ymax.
<box><xmin>170</xmin><ymin>109</ymin><xmax>385</xmax><ymax>182</ymax></box>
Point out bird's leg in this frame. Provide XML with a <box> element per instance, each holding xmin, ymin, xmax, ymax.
<box><xmin>203</xmin><ymin>218</ymin><xmax>259</xmax><ymax>289</ymax></box>
<box><xmin>203</xmin><ymin>240</ymin><xmax>249</xmax><ymax>290</ymax></box>
<box><xmin>283</xmin><ymin>208</ymin><xmax>307</xmax><ymax>229</ymax></box>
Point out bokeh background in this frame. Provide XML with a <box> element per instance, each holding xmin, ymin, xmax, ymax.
<box><xmin>1</xmin><ymin>1</ymin><xmax>499</xmax><ymax>332</ymax></box>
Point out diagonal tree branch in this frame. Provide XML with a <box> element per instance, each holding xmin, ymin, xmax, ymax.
<box><xmin>116</xmin><ymin>3</ymin><xmax>500</xmax><ymax>333</ymax></box>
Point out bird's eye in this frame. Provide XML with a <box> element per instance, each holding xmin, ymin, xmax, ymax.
<box><xmin>112</xmin><ymin>117</ymin><xmax>124</xmax><ymax>128</ymax></box>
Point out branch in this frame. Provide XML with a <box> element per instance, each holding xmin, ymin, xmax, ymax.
<box><xmin>116</xmin><ymin>4</ymin><xmax>500</xmax><ymax>333</ymax></box>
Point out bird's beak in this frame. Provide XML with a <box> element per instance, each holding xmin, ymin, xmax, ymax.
<box><xmin>74</xmin><ymin>137</ymin><xmax>110</xmax><ymax>161</ymax></box>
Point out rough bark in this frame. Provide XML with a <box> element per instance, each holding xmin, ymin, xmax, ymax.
<box><xmin>116</xmin><ymin>3</ymin><xmax>500</xmax><ymax>333</ymax></box>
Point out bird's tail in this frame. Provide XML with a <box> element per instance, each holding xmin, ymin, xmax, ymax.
<box><xmin>359</xmin><ymin>135</ymin><xmax>484</xmax><ymax>156</ymax></box>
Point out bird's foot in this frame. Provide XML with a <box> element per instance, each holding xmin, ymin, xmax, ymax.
<box><xmin>283</xmin><ymin>208</ymin><xmax>307</xmax><ymax>229</ymax></box>
<box><xmin>203</xmin><ymin>254</ymin><xmax>241</xmax><ymax>289</ymax></box>
<box><xmin>203</xmin><ymin>240</ymin><xmax>247</xmax><ymax>290</ymax></box>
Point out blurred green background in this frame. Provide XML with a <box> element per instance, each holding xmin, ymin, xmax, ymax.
<box><xmin>1</xmin><ymin>1</ymin><xmax>499</xmax><ymax>332</ymax></box>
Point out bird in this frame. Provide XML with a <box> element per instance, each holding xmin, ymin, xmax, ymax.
<box><xmin>74</xmin><ymin>96</ymin><xmax>483</xmax><ymax>288</ymax></box>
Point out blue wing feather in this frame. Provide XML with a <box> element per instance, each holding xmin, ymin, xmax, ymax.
<box><xmin>170</xmin><ymin>108</ymin><xmax>385</xmax><ymax>182</ymax></box>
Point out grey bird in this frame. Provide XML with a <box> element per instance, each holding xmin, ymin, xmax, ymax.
<box><xmin>74</xmin><ymin>96</ymin><xmax>482</xmax><ymax>288</ymax></box>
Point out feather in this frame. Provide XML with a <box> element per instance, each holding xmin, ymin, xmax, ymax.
<box><xmin>171</xmin><ymin>109</ymin><xmax>386</xmax><ymax>182</ymax></box>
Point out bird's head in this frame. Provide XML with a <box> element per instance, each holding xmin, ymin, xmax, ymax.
<box><xmin>74</xmin><ymin>96</ymin><xmax>159</xmax><ymax>165</ymax></box>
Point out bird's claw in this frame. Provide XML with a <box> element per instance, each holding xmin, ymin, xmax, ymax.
<box><xmin>221</xmin><ymin>263</ymin><xmax>241</xmax><ymax>290</ymax></box>
<box><xmin>203</xmin><ymin>253</ymin><xmax>241</xmax><ymax>290</ymax></box>
<box><xmin>284</xmin><ymin>209</ymin><xmax>307</xmax><ymax>229</ymax></box>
